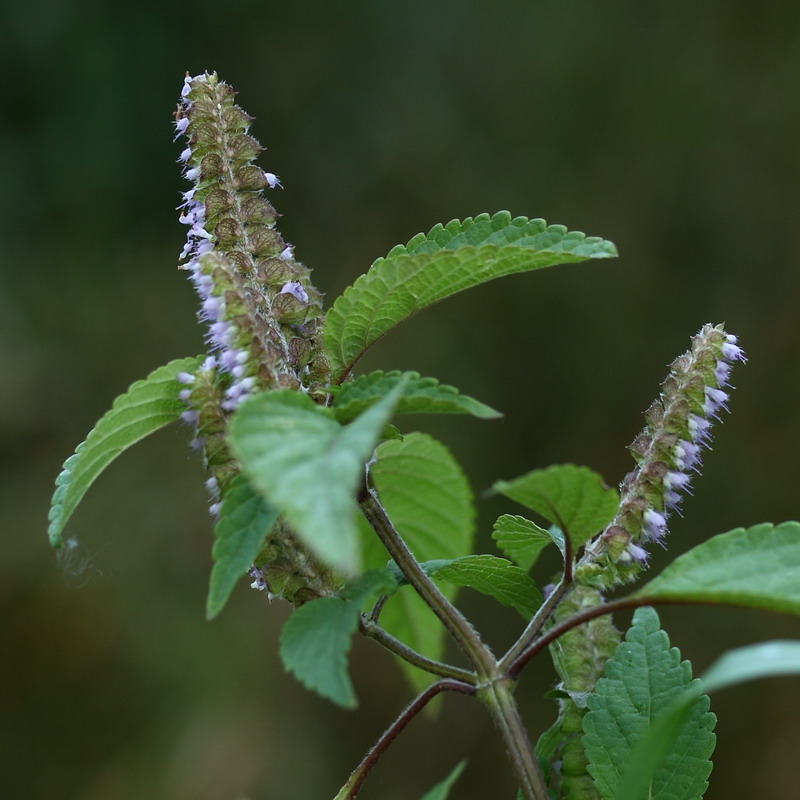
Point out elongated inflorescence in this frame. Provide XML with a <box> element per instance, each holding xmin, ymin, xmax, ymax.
<box><xmin>172</xmin><ymin>73</ymin><xmax>335</xmax><ymax>603</ymax></box>
<box><xmin>578</xmin><ymin>323</ymin><xmax>746</xmax><ymax>587</ymax></box>
<box><xmin>175</xmin><ymin>72</ymin><xmax>328</xmax><ymax>409</ymax></box>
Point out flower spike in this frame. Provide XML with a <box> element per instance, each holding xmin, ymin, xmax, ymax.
<box><xmin>578</xmin><ymin>323</ymin><xmax>746</xmax><ymax>587</ymax></box>
<box><xmin>172</xmin><ymin>73</ymin><xmax>335</xmax><ymax>605</ymax></box>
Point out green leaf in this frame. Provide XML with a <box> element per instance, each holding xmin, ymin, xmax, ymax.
<box><xmin>418</xmin><ymin>760</ymin><xmax>467</xmax><ymax>800</ymax></box>
<box><xmin>48</xmin><ymin>356</ymin><xmax>204</xmax><ymax>547</ymax></box>
<box><xmin>494</xmin><ymin>464</ymin><xmax>618</xmax><ymax>551</ymax></box>
<box><xmin>492</xmin><ymin>514</ymin><xmax>564</xmax><ymax>570</ymax></box>
<box><xmin>582</xmin><ymin>607</ymin><xmax>716</xmax><ymax>800</ymax></box>
<box><xmin>635</xmin><ymin>521</ymin><xmax>800</xmax><ymax>614</ymax></box>
<box><xmin>389</xmin><ymin>555</ymin><xmax>541</xmax><ymax>619</ymax></box>
<box><xmin>613</xmin><ymin>640</ymin><xmax>800</xmax><ymax>800</ymax></box>
<box><xmin>331</xmin><ymin>370</ymin><xmax>501</xmax><ymax>423</ymax></box>
<box><xmin>206</xmin><ymin>475</ymin><xmax>279</xmax><ymax>620</ymax></box>
<box><xmin>341</xmin><ymin>567</ymin><xmax>399</xmax><ymax>606</ymax></box>
<box><xmin>363</xmin><ymin>432</ymin><xmax>474</xmax><ymax>692</ymax></box>
<box><xmin>279</xmin><ymin>597</ymin><xmax>361</xmax><ymax>708</ymax></box>
<box><xmin>279</xmin><ymin>568</ymin><xmax>397</xmax><ymax>708</ymax></box>
<box><xmin>325</xmin><ymin>212</ymin><xmax>617</xmax><ymax>379</ymax></box>
<box><xmin>229</xmin><ymin>383</ymin><xmax>405</xmax><ymax>574</ymax></box>
<box><xmin>700</xmin><ymin>640</ymin><xmax>800</xmax><ymax>693</ymax></box>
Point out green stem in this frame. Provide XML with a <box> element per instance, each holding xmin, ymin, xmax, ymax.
<box><xmin>478</xmin><ymin>679</ymin><xmax>549</xmax><ymax>800</ymax></box>
<box><xmin>359</xmin><ymin>615</ymin><xmax>477</xmax><ymax>684</ymax></box>
<box><xmin>358</xmin><ymin>486</ymin><xmax>496</xmax><ymax>679</ymax></box>
<box><xmin>359</xmin><ymin>486</ymin><xmax>549</xmax><ymax>799</ymax></box>
<box><xmin>500</xmin><ymin>574</ymin><xmax>571</xmax><ymax>673</ymax></box>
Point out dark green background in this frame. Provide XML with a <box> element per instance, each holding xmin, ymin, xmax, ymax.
<box><xmin>4</xmin><ymin>1</ymin><xmax>799</xmax><ymax>798</ymax></box>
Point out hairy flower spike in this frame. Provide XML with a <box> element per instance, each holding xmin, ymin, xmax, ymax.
<box><xmin>175</xmin><ymin>72</ymin><xmax>329</xmax><ymax>399</ymax></box>
<box><xmin>578</xmin><ymin>324</ymin><xmax>746</xmax><ymax>587</ymax></box>
<box><xmin>173</xmin><ymin>73</ymin><xmax>335</xmax><ymax>606</ymax></box>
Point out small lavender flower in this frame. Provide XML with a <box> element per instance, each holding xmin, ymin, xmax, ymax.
<box><xmin>578</xmin><ymin>324</ymin><xmax>746</xmax><ymax>587</ymax></box>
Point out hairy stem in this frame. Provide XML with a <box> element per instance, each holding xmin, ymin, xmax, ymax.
<box><xmin>358</xmin><ymin>486</ymin><xmax>496</xmax><ymax>679</ymax></box>
<box><xmin>478</xmin><ymin>679</ymin><xmax>549</xmax><ymax>800</ymax></box>
<box><xmin>359</xmin><ymin>615</ymin><xmax>477</xmax><ymax>684</ymax></box>
<box><xmin>508</xmin><ymin>594</ymin><xmax>685</xmax><ymax>679</ymax></box>
<box><xmin>500</xmin><ymin>574</ymin><xmax>571</xmax><ymax>672</ymax></box>
<box><xmin>335</xmin><ymin>679</ymin><xmax>475</xmax><ymax>799</ymax></box>
<box><xmin>359</xmin><ymin>485</ymin><xmax>549</xmax><ymax>799</ymax></box>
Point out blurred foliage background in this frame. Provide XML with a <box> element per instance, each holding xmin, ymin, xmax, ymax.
<box><xmin>3</xmin><ymin>0</ymin><xmax>799</xmax><ymax>798</ymax></box>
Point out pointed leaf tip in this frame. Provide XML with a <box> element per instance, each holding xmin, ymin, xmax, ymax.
<box><xmin>325</xmin><ymin>213</ymin><xmax>616</xmax><ymax>379</ymax></box>
<box><xmin>229</xmin><ymin>382</ymin><xmax>406</xmax><ymax>574</ymax></box>
<box><xmin>47</xmin><ymin>356</ymin><xmax>205</xmax><ymax>548</ymax></box>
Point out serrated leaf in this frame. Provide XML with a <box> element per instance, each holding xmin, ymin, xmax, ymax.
<box><xmin>613</xmin><ymin>640</ymin><xmax>800</xmax><ymax>800</ymax></box>
<box><xmin>492</xmin><ymin>514</ymin><xmax>564</xmax><ymax>570</ymax></box>
<box><xmin>635</xmin><ymin>521</ymin><xmax>800</xmax><ymax>614</ymax></box>
<box><xmin>582</xmin><ymin>607</ymin><xmax>716</xmax><ymax>800</ymax></box>
<box><xmin>206</xmin><ymin>475</ymin><xmax>279</xmax><ymax>620</ymax></box>
<box><xmin>279</xmin><ymin>568</ymin><xmax>396</xmax><ymax>708</ymax></box>
<box><xmin>229</xmin><ymin>384</ymin><xmax>404</xmax><ymax>574</ymax></box>
<box><xmin>325</xmin><ymin>212</ymin><xmax>617</xmax><ymax>379</ymax></box>
<box><xmin>421</xmin><ymin>555</ymin><xmax>541</xmax><ymax>619</ymax></box>
<box><xmin>279</xmin><ymin>597</ymin><xmax>361</xmax><ymax>708</ymax></box>
<box><xmin>331</xmin><ymin>370</ymin><xmax>501</xmax><ymax>423</ymax></box>
<box><xmin>48</xmin><ymin>356</ymin><xmax>204</xmax><ymax>547</ymax></box>
<box><xmin>418</xmin><ymin>761</ymin><xmax>467</xmax><ymax>800</ymax></box>
<box><xmin>494</xmin><ymin>464</ymin><xmax>618</xmax><ymax>551</ymax></box>
<box><xmin>363</xmin><ymin>432</ymin><xmax>474</xmax><ymax>692</ymax></box>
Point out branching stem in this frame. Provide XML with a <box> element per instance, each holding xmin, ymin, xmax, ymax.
<box><xmin>358</xmin><ymin>486</ymin><xmax>496</xmax><ymax>679</ymax></box>
<box><xmin>358</xmin><ymin>485</ymin><xmax>550</xmax><ymax>799</ymax></box>
<box><xmin>359</xmin><ymin>615</ymin><xmax>477</xmax><ymax>684</ymax></box>
<box><xmin>500</xmin><ymin>573</ymin><xmax>571</xmax><ymax>672</ymax></box>
<box><xmin>507</xmin><ymin>593</ymin><xmax>686</xmax><ymax>679</ymax></box>
<box><xmin>335</xmin><ymin>679</ymin><xmax>475</xmax><ymax>799</ymax></box>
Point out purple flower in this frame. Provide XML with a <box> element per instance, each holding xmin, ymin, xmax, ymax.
<box><xmin>279</xmin><ymin>281</ymin><xmax>309</xmax><ymax>303</ymax></box>
<box><xmin>643</xmin><ymin>509</ymin><xmax>667</xmax><ymax>543</ymax></box>
<box><xmin>627</xmin><ymin>542</ymin><xmax>649</xmax><ymax>565</ymax></box>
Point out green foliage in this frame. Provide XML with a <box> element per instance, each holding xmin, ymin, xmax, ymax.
<box><xmin>612</xmin><ymin>639</ymin><xmax>800</xmax><ymax>800</ymax></box>
<box><xmin>582</xmin><ymin>607</ymin><xmax>715</xmax><ymax>800</ymax></box>
<box><xmin>229</xmin><ymin>384</ymin><xmax>404</xmax><ymax>574</ymax></box>
<box><xmin>388</xmin><ymin>555</ymin><xmax>541</xmax><ymax>619</ymax></box>
<box><xmin>636</xmin><ymin>521</ymin><xmax>800</xmax><ymax>614</ymax></box>
<box><xmin>700</xmin><ymin>640</ymin><xmax>800</xmax><ymax>692</ymax></box>
<box><xmin>418</xmin><ymin>761</ymin><xmax>468</xmax><ymax>800</ymax></box>
<box><xmin>330</xmin><ymin>370</ymin><xmax>501</xmax><ymax>423</ymax></box>
<box><xmin>279</xmin><ymin>569</ymin><xmax>397</xmax><ymax>708</ymax></box>
<box><xmin>492</xmin><ymin>514</ymin><xmax>565</xmax><ymax>571</ymax></box>
<box><xmin>363</xmin><ymin>432</ymin><xmax>474</xmax><ymax>691</ymax></box>
<box><xmin>206</xmin><ymin>475</ymin><xmax>279</xmax><ymax>620</ymax></box>
<box><xmin>494</xmin><ymin>464</ymin><xmax>618</xmax><ymax>551</ymax></box>
<box><xmin>280</xmin><ymin>597</ymin><xmax>361</xmax><ymax>708</ymax></box>
<box><xmin>48</xmin><ymin>356</ymin><xmax>203</xmax><ymax>547</ymax></box>
<box><xmin>325</xmin><ymin>212</ymin><xmax>617</xmax><ymax>380</ymax></box>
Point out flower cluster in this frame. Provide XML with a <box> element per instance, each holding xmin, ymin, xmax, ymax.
<box><xmin>578</xmin><ymin>323</ymin><xmax>746</xmax><ymax>587</ymax></box>
<box><xmin>169</xmin><ymin>74</ymin><xmax>336</xmax><ymax>604</ymax></box>
<box><xmin>174</xmin><ymin>72</ymin><xmax>328</xmax><ymax>410</ymax></box>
